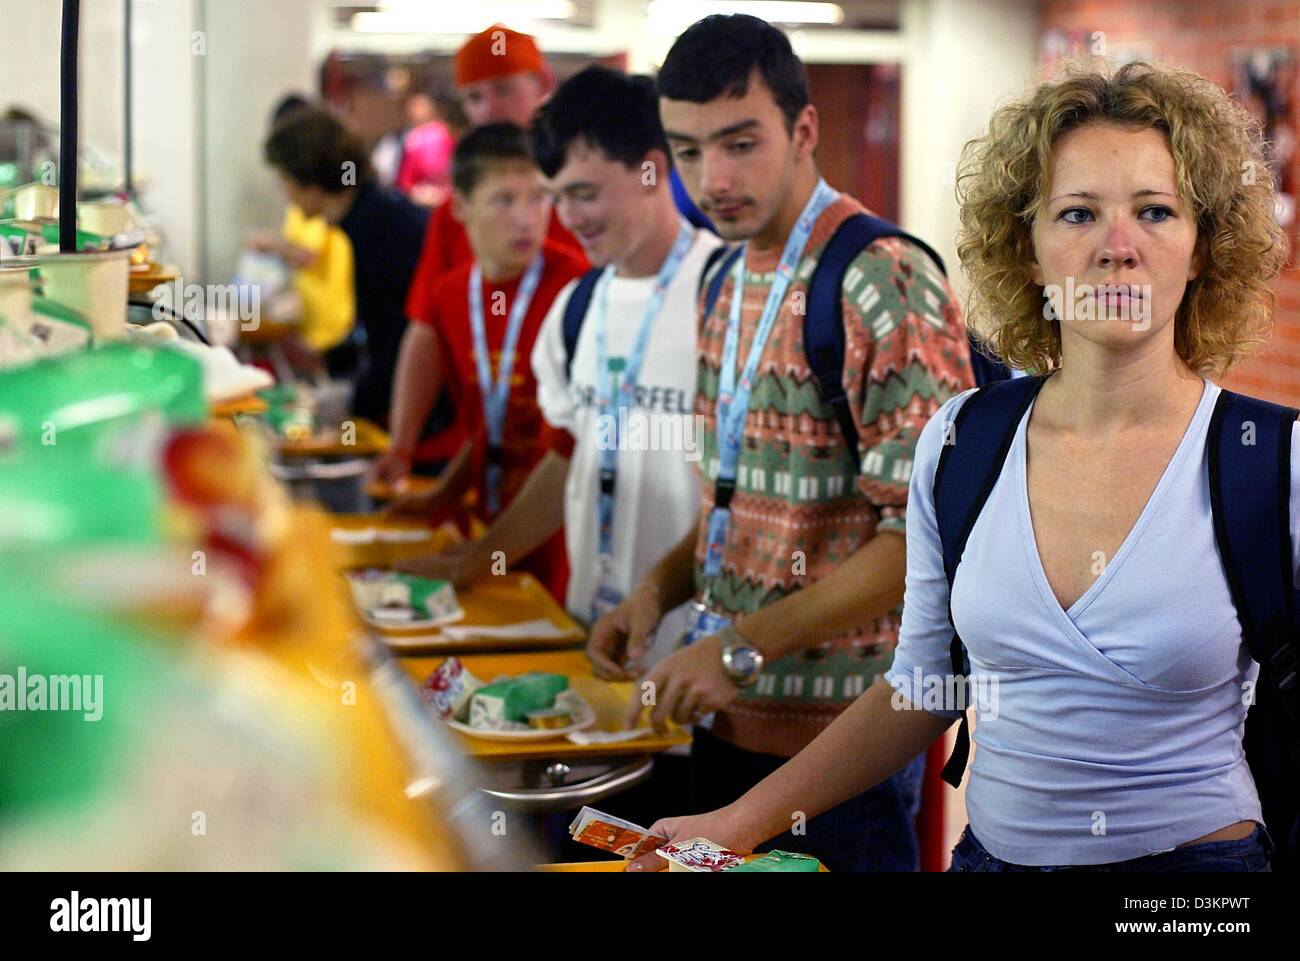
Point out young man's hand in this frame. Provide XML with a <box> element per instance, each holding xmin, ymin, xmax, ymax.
<box><xmin>369</xmin><ymin>446</ymin><xmax>413</xmax><ymax>488</ymax></box>
<box><xmin>395</xmin><ymin>540</ymin><xmax>491</xmax><ymax>589</ymax></box>
<box><xmin>586</xmin><ymin>582</ymin><xmax>664</xmax><ymax>682</ymax></box>
<box><xmin>383</xmin><ymin>478</ymin><xmax>459</xmax><ymax>519</ymax></box>
<box><xmin>627</xmin><ymin>806</ymin><xmax>757</xmax><ymax>872</ymax></box>
<box><xmin>623</xmin><ymin>631</ymin><xmax>741</xmax><ymax>731</ymax></box>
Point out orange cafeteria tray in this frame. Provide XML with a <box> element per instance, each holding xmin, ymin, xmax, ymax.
<box><xmin>328</xmin><ymin>513</ymin><xmax>464</xmax><ymax>570</ymax></box>
<box><xmin>369</xmin><ymin>571</ymin><xmax>585</xmax><ymax>655</ymax></box>
<box><xmin>211</xmin><ymin>395</ymin><xmax>269</xmax><ymax>418</ymax></box>
<box><xmin>277</xmin><ymin>417</ymin><xmax>390</xmax><ymax>458</ymax></box>
<box><xmin>366</xmin><ymin>474</ymin><xmax>441</xmax><ymax>502</ymax></box>
<box><xmin>399</xmin><ymin>649</ymin><xmax>691</xmax><ymax>760</ymax></box>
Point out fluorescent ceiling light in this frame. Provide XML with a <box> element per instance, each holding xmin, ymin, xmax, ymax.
<box><xmin>351</xmin><ymin>1</ymin><xmax>575</xmax><ymax>34</ymax></box>
<box><xmin>647</xmin><ymin>1</ymin><xmax>845</xmax><ymax>30</ymax></box>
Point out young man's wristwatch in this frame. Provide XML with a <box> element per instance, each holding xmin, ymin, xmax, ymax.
<box><xmin>717</xmin><ymin>626</ymin><xmax>765</xmax><ymax>688</ymax></box>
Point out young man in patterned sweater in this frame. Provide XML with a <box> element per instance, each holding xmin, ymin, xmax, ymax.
<box><xmin>588</xmin><ymin>14</ymin><xmax>974</xmax><ymax>872</ymax></box>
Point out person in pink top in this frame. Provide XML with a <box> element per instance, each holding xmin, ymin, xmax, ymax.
<box><xmin>396</xmin><ymin>92</ymin><xmax>454</xmax><ymax>207</ymax></box>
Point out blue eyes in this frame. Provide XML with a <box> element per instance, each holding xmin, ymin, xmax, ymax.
<box><xmin>1059</xmin><ymin>205</ymin><xmax>1175</xmax><ymax>224</ymax></box>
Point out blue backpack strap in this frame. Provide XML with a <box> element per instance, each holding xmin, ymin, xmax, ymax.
<box><xmin>699</xmin><ymin>244</ymin><xmax>744</xmax><ymax>321</ymax></box>
<box><xmin>1208</xmin><ymin>389</ymin><xmax>1300</xmax><ymax>868</ymax></box>
<box><xmin>805</xmin><ymin>213</ymin><xmax>947</xmax><ymax>472</ymax></box>
<box><xmin>562</xmin><ymin>267</ymin><xmax>603</xmax><ymax>381</ymax></box>
<box><xmin>931</xmin><ymin>373</ymin><xmax>1048</xmax><ymax>787</ymax></box>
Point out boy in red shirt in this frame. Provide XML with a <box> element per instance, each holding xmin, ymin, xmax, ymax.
<box><xmin>392</xmin><ymin>123</ymin><xmax>586</xmax><ymax>601</ymax></box>
<box><xmin>374</xmin><ymin>24</ymin><xmax>587</xmax><ymax>487</ymax></box>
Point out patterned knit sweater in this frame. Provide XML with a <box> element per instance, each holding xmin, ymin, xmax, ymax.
<box><xmin>693</xmin><ymin>194</ymin><xmax>974</xmax><ymax>757</ymax></box>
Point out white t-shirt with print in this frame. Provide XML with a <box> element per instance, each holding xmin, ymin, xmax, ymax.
<box><xmin>532</xmin><ymin>228</ymin><xmax>721</xmax><ymax>662</ymax></box>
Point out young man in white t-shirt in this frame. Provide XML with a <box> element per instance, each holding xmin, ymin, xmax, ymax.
<box><xmin>416</xmin><ymin>66</ymin><xmax>720</xmax><ymax>671</ymax></box>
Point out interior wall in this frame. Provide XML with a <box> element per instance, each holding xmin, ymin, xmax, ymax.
<box><xmin>197</xmin><ymin>0</ymin><xmax>317</xmax><ymax>284</ymax></box>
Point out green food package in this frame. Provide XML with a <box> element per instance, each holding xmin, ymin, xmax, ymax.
<box><xmin>259</xmin><ymin>384</ymin><xmax>316</xmax><ymax>438</ymax></box>
<box><xmin>348</xmin><ymin>569</ymin><xmax>461</xmax><ymax>625</ymax></box>
<box><xmin>38</xmin><ymin>220</ymin><xmax>107</xmax><ymax>251</ymax></box>
<box><xmin>0</xmin><ymin>342</ymin><xmax>205</xmax><ymax>454</ymax></box>
<box><xmin>726</xmin><ymin>850</ymin><xmax>823</xmax><ymax>873</ymax></box>
<box><xmin>0</xmin><ymin>572</ymin><xmax>165</xmax><ymax>817</ymax></box>
<box><xmin>469</xmin><ymin>672</ymin><xmax>568</xmax><ymax>728</ymax></box>
<box><xmin>0</xmin><ymin>448</ymin><xmax>162</xmax><ymax>549</ymax></box>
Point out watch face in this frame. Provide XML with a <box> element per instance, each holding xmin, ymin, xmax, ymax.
<box><xmin>730</xmin><ymin>647</ymin><xmax>759</xmax><ymax>676</ymax></box>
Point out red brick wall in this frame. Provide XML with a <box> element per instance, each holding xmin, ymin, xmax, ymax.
<box><xmin>1041</xmin><ymin>0</ymin><xmax>1300</xmax><ymax>406</ymax></box>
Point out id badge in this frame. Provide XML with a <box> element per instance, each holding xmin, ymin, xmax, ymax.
<box><xmin>484</xmin><ymin>462</ymin><xmax>503</xmax><ymax>515</ymax></box>
<box><xmin>703</xmin><ymin>507</ymin><xmax>730</xmax><ymax>573</ymax></box>
<box><xmin>589</xmin><ymin>581</ymin><xmax>624</xmax><ymax>622</ymax></box>
<box><xmin>684</xmin><ymin>606</ymin><xmax>731</xmax><ymax>647</ymax></box>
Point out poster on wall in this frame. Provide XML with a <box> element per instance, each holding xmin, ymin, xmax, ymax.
<box><xmin>1231</xmin><ymin>48</ymin><xmax>1297</xmax><ymax>233</ymax></box>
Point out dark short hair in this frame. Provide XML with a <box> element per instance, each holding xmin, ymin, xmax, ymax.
<box><xmin>263</xmin><ymin>107</ymin><xmax>372</xmax><ymax>194</ymax></box>
<box><xmin>656</xmin><ymin>14</ymin><xmax>810</xmax><ymax>133</ymax></box>
<box><xmin>270</xmin><ymin>92</ymin><xmax>310</xmax><ymax>128</ymax></box>
<box><xmin>451</xmin><ymin>122</ymin><xmax>535</xmax><ymax>196</ymax></box>
<box><xmin>531</xmin><ymin>66</ymin><xmax>670</xmax><ymax>178</ymax></box>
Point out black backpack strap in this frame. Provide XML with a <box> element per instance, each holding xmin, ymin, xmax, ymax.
<box><xmin>931</xmin><ymin>373</ymin><xmax>1048</xmax><ymax>787</ymax></box>
<box><xmin>968</xmin><ymin>337</ymin><xmax>1014</xmax><ymax>387</ymax></box>
<box><xmin>804</xmin><ymin>214</ymin><xmax>947</xmax><ymax>472</ymax></box>
<box><xmin>562</xmin><ymin>267</ymin><xmax>604</xmax><ymax>381</ymax></box>
<box><xmin>1208</xmin><ymin>389</ymin><xmax>1300</xmax><ymax>868</ymax></box>
<box><xmin>699</xmin><ymin>244</ymin><xmax>744</xmax><ymax>323</ymax></box>
<box><xmin>1208</xmin><ymin>389</ymin><xmax>1300</xmax><ymax>695</ymax></box>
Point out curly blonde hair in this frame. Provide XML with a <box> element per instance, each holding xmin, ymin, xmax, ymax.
<box><xmin>956</xmin><ymin>60</ymin><xmax>1287</xmax><ymax>375</ymax></box>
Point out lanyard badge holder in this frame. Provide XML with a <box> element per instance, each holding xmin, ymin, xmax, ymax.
<box><xmin>686</xmin><ymin>180</ymin><xmax>839</xmax><ymax>652</ymax></box>
<box><xmin>588</xmin><ymin>220</ymin><xmax>694</xmax><ymax>623</ymax></box>
<box><xmin>469</xmin><ymin>255</ymin><xmax>544</xmax><ymax>517</ymax></box>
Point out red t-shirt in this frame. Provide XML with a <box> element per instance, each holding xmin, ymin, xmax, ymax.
<box><xmin>405</xmin><ymin>202</ymin><xmax>587</xmax><ymax>325</ymax></box>
<box><xmin>422</xmin><ymin>240</ymin><xmax>588</xmax><ymax>602</ymax></box>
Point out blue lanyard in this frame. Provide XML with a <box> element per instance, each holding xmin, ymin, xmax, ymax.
<box><xmin>590</xmin><ymin>219</ymin><xmax>695</xmax><ymax>562</ymax></box>
<box><xmin>468</xmin><ymin>254</ymin><xmax>543</xmax><ymax>513</ymax></box>
<box><xmin>702</xmin><ymin>179</ymin><xmax>838</xmax><ymax>584</ymax></box>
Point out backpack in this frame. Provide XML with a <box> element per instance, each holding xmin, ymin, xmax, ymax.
<box><xmin>560</xmin><ymin>214</ymin><xmax>1012</xmax><ymax>449</ymax></box>
<box><xmin>931</xmin><ymin>373</ymin><xmax>1300</xmax><ymax>869</ymax></box>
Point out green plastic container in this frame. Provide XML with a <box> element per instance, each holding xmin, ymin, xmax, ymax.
<box><xmin>0</xmin><ymin>342</ymin><xmax>205</xmax><ymax>453</ymax></box>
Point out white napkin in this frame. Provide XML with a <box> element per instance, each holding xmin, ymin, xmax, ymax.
<box><xmin>438</xmin><ymin>619</ymin><xmax>582</xmax><ymax>642</ymax></box>
<box><xmin>565</xmin><ymin>728</ymin><xmax>653</xmax><ymax>745</ymax></box>
<box><xmin>330</xmin><ymin>526</ymin><xmax>432</xmax><ymax>545</ymax></box>
<box><xmin>162</xmin><ymin>339</ymin><xmax>274</xmax><ymax>403</ymax></box>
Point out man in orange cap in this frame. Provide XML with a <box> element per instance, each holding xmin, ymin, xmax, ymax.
<box><xmin>373</xmin><ymin>25</ymin><xmax>588</xmax><ymax>489</ymax></box>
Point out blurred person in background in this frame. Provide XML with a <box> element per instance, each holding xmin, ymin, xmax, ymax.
<box><xmin>372</xmin><ymin>23</ymin><xmax>588</xmax><ymax>490</ymax></box>
<box><xmin>389</xmin><ymin>123</ymin><xmax>586</xmax><ymax>602</ymax></box>
<box><xmin>248</xmin><ymin>93</ymin><xmax>358</xmax><ymax>381</ymax></box>
<box><xmin>263</xmin><ymin>107</ymin><xmax>428</xmax><ymax>426</ymax></box>
<box><xmin>435</xmin><ymin>92</ymin><xmax>470</xmax><ymax>141</ymax></box>
<box><xmin>0</xmin><ymin>106</ymin><xmax>55</xmax><ymax>188</ymax></box>
<box><xmin>395</xmin><ymin>90</ymin><xmax>455</xmax><ymax>208</ymax></box>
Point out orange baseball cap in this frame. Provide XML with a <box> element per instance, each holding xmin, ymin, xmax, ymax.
<box><xmin>454</xmin><ymin>24</ymin><xmax>547</xmax><ymax>87</ymax></box>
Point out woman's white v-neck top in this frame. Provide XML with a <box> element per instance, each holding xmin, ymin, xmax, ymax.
<box><xmin>885</xmin><ymin>379</ymin><xmax>1300</xmax><ymax>865</ymax></box>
